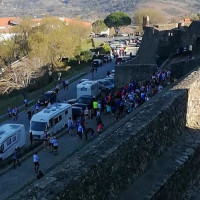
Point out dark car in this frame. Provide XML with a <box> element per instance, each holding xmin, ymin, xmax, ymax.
<box><xmin>116</xmin><ymin>57</ymin><xmax>125</xmax><ymax>65</ymax></box>
<box><xmin>92</xmin><ymin>59</ymin><xmax>103</xmax><ymax>68</ymax></box>
<box><xmin>38</xmin><ymin>91</ymin><xmax>57</xmax><ymax>106</ymax></box>
<box><xmin>98</xmin><ymin>79</ymin><xmax>114</xmax><ymax>93</ymax></box>
<box><xmin>103</xmin><ymin>55</ymin><xmax>112</xmax><ymax>63</ymax></box>
<box><xmin>72</xmin><ymin>106</ymin><xmax>83</xmax><ymax>120</ymax></box>
<box><xmin>72</xmin><ymin>103</ymin><xmax>88</xmax><ymax>111</ymax></box>
<box><xmin>69</xmin><ymin>95</ymin><xmax>96</xmax><ymax>109</ymax></box>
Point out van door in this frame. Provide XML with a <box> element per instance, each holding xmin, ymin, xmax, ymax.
<box><xmin>0</xmin><ymin>143</ymin><xmax>4</xmax><ymax>159</ymax></box>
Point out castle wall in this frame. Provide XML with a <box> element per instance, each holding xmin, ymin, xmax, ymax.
<box><xmin>9</xmin><ymin>66</ymin><xmax>200</xmax><ymax>200</ymax></box>
<box><xmin>114</xmin><ymin>64</ymin><xmax>157</xmax><ymax>89</ymax></box>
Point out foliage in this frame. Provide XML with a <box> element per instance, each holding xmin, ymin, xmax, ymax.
<box><xmin>95</xmin><ymin>43</ymin><xmax>111</xmax><ymax>54</ymax></box>
<box><xmin>191</xmin><ymin>13</ymin><xmax>200</xmax><ymax>20</ymax></box>
<box><xmin>0</xmin><ymin>39</ymin><xmax>19</xmax><ymax>67</ymax></box>
<box><xmin>92</xmin><ymin>19</ymin><xmax>107</xmax><ymax>34</ymax></box>
<box><xmin>133</xmin><ymin>8</ymin><xmax>166</xmax><ymax>27</ymax></box>
<box><xmin>104</xmin><ymin>12</ymin><xmax>131</xmax><ymax>33</ymax></box>
<box><xmin>27</xmin><ymin>16</ymin><xmax>90</xmax><ymax>68</ymax></box>
<box><xmin>79</xmin><ymin>50</ymin><xmax>93</xmax><ymax>62</ymax></box>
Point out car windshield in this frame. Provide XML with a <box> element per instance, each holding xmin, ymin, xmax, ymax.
<box><xmin>103</xmin><ymin>81</ymin><xmax>110</xmax><ymax>86</ymax></box>
<box><xmin>77</xmin><ymin>97</ymin><xmax>91</xmax><ymax>104</ymax></box>
<box><xmin>93</xmin><ymin>61</ymin><xmax>98</xmax><ymax>64</ymax></box>
<box><xmin>31</xmin><ymin>121</ymin><xmax>47</xmax><ymax>131</ymax></box>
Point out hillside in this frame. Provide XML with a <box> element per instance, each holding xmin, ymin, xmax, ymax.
<box><xmin>0</xmin><ymin>0</ymin><xmax>199</xmax><ymax>21</ymax></box>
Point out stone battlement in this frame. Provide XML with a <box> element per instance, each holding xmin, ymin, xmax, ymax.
<box><xmin>9</xmin><ymin>62</ymin><xmax>200</xmax><ymax>199</ymax></box>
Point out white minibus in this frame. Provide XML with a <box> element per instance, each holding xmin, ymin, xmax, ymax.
<box><xmin>30</xmin><ymin>103</ymin><xmax>72</xmax><ymax>140</ymax></box>
<box><xmin>0</xmin><ymin>124</ymin><xmax>25</xmax><ymax>160</ymax></box>
<box><xmin>77</xmin><ymin>81</ymin><xmax>100</xmax><ymax>98</ymax></box>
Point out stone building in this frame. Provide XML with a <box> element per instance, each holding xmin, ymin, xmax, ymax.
<box><xmin>115</xmin><ymin>20</ymin><xmax>200</xmax><ymax>88</ymax></box>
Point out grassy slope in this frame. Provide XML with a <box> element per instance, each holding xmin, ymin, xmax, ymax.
<box><xmin>0</xmin><ymin>0</ymin><xmax>198</xmax><ymax>20</ymax></box>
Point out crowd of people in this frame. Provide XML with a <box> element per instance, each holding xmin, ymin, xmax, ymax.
<box><xmin>10</xmin><ymin>66</ymin><xmax>172</xmax><ymax>175</ymax></box>
<box><xmin>64</xmin><ymin>68</ymin><xmax>172</xmax><ymax>144</ymax></box>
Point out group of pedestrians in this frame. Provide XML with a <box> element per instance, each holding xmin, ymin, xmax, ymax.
<box><xmin>7</xmin><ymin>107</ymin><xmax>19</xmax><ymax>121</ymax></box>
<box><xmin>11</xmin><ymin>66</ymin><xmax>171</xmax><ymax>177</ymax></box>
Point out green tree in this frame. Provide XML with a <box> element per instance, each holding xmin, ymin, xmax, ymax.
<box><xmin>92</xmin><ymin>19</ymin><xmax>107</xmax><ymax>34</ymax></box>
<box><xmin>104</xmin><ymin>12</ymin><xmax>131</xmax><ymax>34</ymax></box>
<box><xmin>133</xmin><ymin>8</ymin><xmax>166</xmax><ymax>27</ymax></box>
<box><xmin>12</xmin><ymin>17</ymin><xmax>35</xmax><ymax>56</ymax></box>
<box><xmin>28</xmin><ymin>16</ymin><xmax>90</xmax><ymax>69</ymax></box>
<box><xmin>0</xmin><ymin>39</ymin><xmax>19</xmax><ymax>69</ymax></box>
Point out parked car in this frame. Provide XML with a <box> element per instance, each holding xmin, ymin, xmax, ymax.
<box><xmin>116</xmin><ymin>57</ymin><xmax>125</xmax><ymax>65</ymax></box>
<box><xmin>72</xmin><ymin>103</ymin><xmax>88</xmax><ymax>111</ymax></box>
<box><xmin>67</xmin><ymin>99</ymin><xmax>77</xmax><ymax>105</ymax></box>
<box><xmin>104</xmin><ymin>77</ymin><xmax>114</xmax><ymax>84</ymax></box>
<box><xmin>72</xmin><ymin>106</ymin><xmax>83</xmax><ymax>120</ymax></box>
<box><xmin>98</xmin><ymin>79</ymin><xmax>114</xmax><ymax>93</ymax></box>
<box><xmin>103</xmin><ymin>55</ymin><xmax>112</xmax><ymax>63</ymax></box>
<box><xmin>38</xmin><ymin>91</ymin><xmax>57</xmax><ymax>106</ymax></box>
<box><xmin>92</xmin><ymin>59</ymin><xmax>103</xmax><ymax>68</ymax></box>
<box><xmin>68</xmin><ymin>95</ymin><xmax>96</xmax><ymax>109</ymax></box>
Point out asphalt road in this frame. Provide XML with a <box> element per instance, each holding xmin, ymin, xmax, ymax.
<box><xmin>1</xmin><ymin>60</ymin><xmax>115</xmax><ymax>146</ymax></box>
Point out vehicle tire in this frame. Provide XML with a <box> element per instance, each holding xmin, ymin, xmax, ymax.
<box><xmin>65</xmin><ymin>124</ymin><xmax>68</xmax><ymax>129</ymax></box>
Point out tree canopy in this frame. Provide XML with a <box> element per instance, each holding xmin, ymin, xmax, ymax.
<box><xmin>92</xmin><ymin>19</ymin><xmax>107</xmax><ymax>34</ymax></box>
<box><xmin>104</xmin><ymin>12</ymin><xmax>131</xmax><ymax>33</ymax></box>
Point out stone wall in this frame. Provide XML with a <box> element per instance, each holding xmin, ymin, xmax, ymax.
<box><xmin>171</xmin><ymin>58</ymin><xmax>200</xmax><ymax>79</ymax></box>
<box><xmin>10</xmin><ymin>68</ymin><xmax>200</xmax><ymax>200</ymax></box>
<box><xmin>114</xmin><ymin>64</ymin><xmax>157</xmax><ymax>89</ymax></box>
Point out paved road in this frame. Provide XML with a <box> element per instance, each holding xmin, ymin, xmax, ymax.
<box><xmin>0</xmin><ymin>60</ymin><xmax>116</xmax><ymax>200</ymax></box>
<box><xmin>1</xmin><ymin>60</ymin><xmax>115</xmax><ymax>145</ymax></box>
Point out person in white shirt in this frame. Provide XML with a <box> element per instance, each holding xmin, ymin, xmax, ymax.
<box><xmin>33</xmin><ymin>152</ymin><xmax>39</xmax><ymax>173</ymax></box>
<box><xmin>68</xmin><ymin>117</ymin><xmax>73</xmax><ymax>135</ymax></box>
<box><xmin>158</xmin><ymin>85</ymin><xmax>163</xmax><ymax>92</ymax></box>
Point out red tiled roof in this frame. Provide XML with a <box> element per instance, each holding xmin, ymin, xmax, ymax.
<box><xmin>64</xmin><ymin>18</ymin><xmax>92</xmax><ymax>27</ymax></box>
<box><xmin>0</xmin><ymin>17</ymin><xmax>15</xmax><ymax>27</ymax></box>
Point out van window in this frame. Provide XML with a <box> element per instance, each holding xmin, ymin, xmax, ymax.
<box><xmin>49</xmin><ymin>118</ymin><xmax>54</xmax><ymax>127</ymax></box>
<box><xmin>7</xmin><ymin>138</ymin><xmax>11</xmax><ymax>146</ymax></box>
<box><xmin>12</xmin><ymin>136</ymin><xmax>16</xmax><ymax>142</ymax></box>
<box><xmin>0</xmin><ymin>144</ymin><xmax>4</xmax><ymax>153</ymax></box>
<box><xmin>81</xmin><ymin>87</ymin><xmax>87</xmax><ymax>91</ymax></box>
<box><xmin>65</xmin><ymin>110</ymin><xmax>68</xmax><ymax>115</ymax></box>
<box><xmin>54</xmin><ymin>117</ymin><xmax>59</xmax><ymax>125</ymax></box>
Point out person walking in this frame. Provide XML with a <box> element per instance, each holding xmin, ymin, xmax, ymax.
<box><xmin>29</xmin><ymin>131</ymin><xmax>33</xmax><ymax>145</ymax></box>
<box><xmin>24</xmin><ymin>98</ymin><xmax>28</xmax><ymax>109</ymax></box>
<box><xmin>7</xmin><ymin>107</ymin><xmax>12</xmax><ymax>119</ymax></box>
<box><xmin>27</xmin><ymin>110</ymin><xmax>32</xmax><ymax>121</ymax></box>
<box><xmin>62</xmin><ymin>80</ymin><xmax>66</xmax><ymax>90</ymax></box>
<box><xmin>35</xmin><ymin>103</ymin><xmax>39</xmax><ymax>112</ymax></box>
<box><xmin>49</xmin><ymin>135</ymin><xmax>54</xmax><ymax>153</ymax></box>
<box><xmin>93</xmin><ymin>99</ymin><xmax>98</xmax><ymax>116</ymax></box>
<box><xmin>13</xmin><ymin>148</ymin><xmax>20</xmax><ymax>168</ymax></box>
<box><xmin>43</xmin><ymin>129</ymin><xmax>48</xmax><ymax>151</ymax></box>
<box><xmin>33</xmin><ymin>152</ymin><xmax>39</xmax><ymax>173</ymax></box>
<box><xmin>52</xmin><ymin>137</ymin><xmax>58</xmax><ymax>155</ymax></box>
<box><xmin>84</xmin><ymin>107</ymin><xmax>90</xmax><ymax>122</ymax></box>
<box><xmin>67</xmin><ymin>117</ymin><xmax>73</xmax><ymax>135</ymax></box>
<box><xmin>77</xmin><ymin>124</ymin><xmax>83</xmax><ymax>139</ymax></box>
<box><xmin>65</xmin><ymin>79</ymin><xmax>69</xmax><ymax>90</ymax></box>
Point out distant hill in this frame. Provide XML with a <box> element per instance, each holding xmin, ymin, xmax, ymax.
<box><xmin>0</xmin><ymin>0</ymin><xmax>199</xmax><ymax>21</ymax></box>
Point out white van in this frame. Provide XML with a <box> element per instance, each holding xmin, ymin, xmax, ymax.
<box><xmin>30</xmin><ymin>103</ymin><xmax>72</xmax><ymax>140</ymax></box>
<box><xmin>77</xmin><ymin>81</ymin><xmax>100</xmax><ymax>98</ymax></box>
<box><xmin>0</xmin><ymin>124</ymin><xmax>25</xmax><ymax>160</ymax></box>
